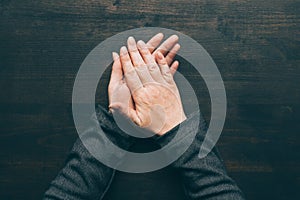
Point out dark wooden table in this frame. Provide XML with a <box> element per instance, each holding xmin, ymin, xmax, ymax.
<box><xmin>1</xmin><ymin>0</ymin><xmax>299</xmax><ymax>199</ymax></box>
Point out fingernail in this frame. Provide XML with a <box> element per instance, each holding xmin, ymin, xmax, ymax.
<box><xmin>112</xmin><ymin>52</ymin><xmax>118</xmax><ymax>60</ymax></box>
<box><xmin>157</xmin><ymin>33</ymin><xmax>164</xmax><ymax>38</ymax></box>
<box><xmin>120</xmin><ymin>46</ymin><xmax>127</xmax><ymax>54</ymax></box>
<box><xmin>137</xmin><ymin>40</ymin><xmax>146</xmax><ymax>48</ymax></box>
<box><xmin>171</xmin><ymin>34</ymin><xmax>179</xmax><ymax>40</ymax></box>
<box><xmin>128</xmin><ymin>36</ymin><xmax>135</xmax><ymax>45</ymax></box>
<box><xmin>157</xmin><ymin>52</ymin><xmax>163</xmax><ymax>60</ymax></box>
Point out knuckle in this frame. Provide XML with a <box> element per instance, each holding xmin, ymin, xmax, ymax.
<box><xmin>148</xmin><ymin>63</ymin><xmax>158</xmax><ymax>72</ymax></box>
<box><xmin>135</xmin><ymin>62</ymin><xmax>146</xmax><ymax>68</ymax></box>
<box><xmin>125</xmin><ymin>68</ymin><xmax>136</xmax><ymax>76</ymax></box>
<box><xmin>163</xmin><ymin>70</ymin><xmax>171</xmax><ymax>76</ymax></box>
<box><xmin>163</xmin><ymin>74</ymin><xmax>174</xmax><ymax>83</ymax></box>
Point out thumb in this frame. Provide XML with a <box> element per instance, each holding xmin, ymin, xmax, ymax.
<box><xmin>109</xmin><ymin>52</ymin><xmax>123</xmax><ymax>86</ymax></box>
<box><xmin>109</xmin><ymin>103</ymin><xmax>141</xmax><ymax>126</ymax></box>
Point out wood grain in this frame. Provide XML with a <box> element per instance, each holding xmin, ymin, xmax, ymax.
<box><xmin>0</xmin><ymin>0</ymin><xmax>299</xmax><ymax>199</ymax></box>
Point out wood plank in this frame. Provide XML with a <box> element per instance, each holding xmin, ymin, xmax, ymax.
<box><xmin>1</xmin><ymin>0</ymin><xmax>299</xmax><ymax>199</ymax></box>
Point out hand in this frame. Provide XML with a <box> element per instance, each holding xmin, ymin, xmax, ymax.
<box><xmin>108</xmin><ymin>33</ymin><xmax>181</xmax><ymax>119</ymax></box>
<box><xmin>117</xmin><ymin>37</ymin><xmax>186</xmax><ymax>135</ymax></box>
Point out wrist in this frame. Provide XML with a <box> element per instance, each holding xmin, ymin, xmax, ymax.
<box><xmin>157</xmin><ymin>112</ymin><xmax>187</xmax><ymax>136</ymax></box>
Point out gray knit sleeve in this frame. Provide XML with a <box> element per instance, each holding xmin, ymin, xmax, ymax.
<box><xmin>43</xmin><ymin>105</ymin><xmax>135</xmax><ymax>200</ymax></box>
<box><xmin>155</xmin><ymin>111</ymin><xmax>246</xmax><ymax>199</ymax></box>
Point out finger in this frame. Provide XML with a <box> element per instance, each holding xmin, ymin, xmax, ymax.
<box><xmin>170</xmin><ymin>60</ymin><xmax>179</xmax><ymax>75</ymax></box>
<box><xmin>146</xmin><ymin>33</ymin><xmax>164</xmax><ymax>53</ymax></box>
<box><xmin>120</xmin><ymin>46</ymin><xmax>143</xmax><ymax>92</ymax></box>
<box><xmin>154</xmin><ymin>35</ymin><xmax>179</xmax><ymax>56</ymax></box>
<box><xmin>127</xmin><ymin>37</ymin><xmax>154</xmax><ymax>84</ymax></box>
<box><xmin>108</xmin><ymin>52</ymin><xmax>123</xmax><ymax>106</ymax></box>
<box><xmin>109</xmin><ymin>52</ymin><xmax>122</xmax><ymax>85</ymax></box>
<box><xmin>127</xmin><ymin>36</ymin><xmax>145</xmax><ymax>67</ymax></box>
<box><xmin>137</xmin><ymin>40</ymin><xmax>165</xmax><ymax>83</ymax></box>
<box><xmin>165</xmin><ymin>43</ymin><xmax>180</xmax><ymax>66</ymax></box>
<box><xmin>156</xmin><ymin>51</ymin><xmax>174</xmax><ymax>84</ymax></box>
<box><xmin>135</xmin><ymin>64</ymin><xmax>154</xmax><ymax>84</ymax></box>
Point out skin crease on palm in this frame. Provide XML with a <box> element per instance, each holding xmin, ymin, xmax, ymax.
<box><xmin>108</xmin><ymin>33</ymin><xmax>187</xmax><ymax>135</ymax></box>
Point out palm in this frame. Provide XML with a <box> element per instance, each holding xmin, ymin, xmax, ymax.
<box><xmin>133</xmin><ymin>83</ymin><xmax>182</xmax><ymax>133</ymax></box>
<box><xmin>108</xmin><ymin>33</ymin><xmax>180</xmax><ymax>121</ymax></box>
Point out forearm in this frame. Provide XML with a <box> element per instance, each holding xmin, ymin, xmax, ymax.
<box><xmin>156</xmin><ymin>111</ymin><xmax>245</xmax><ymax>200</ymax></box>
<box><xmin>175</xmin><ymin>143</ymin><xmax>245</xmax><ymax>199</ymax></box>
<box><xmin>43</xmin><ymin>105</ymin><xmax>135</xmax><ymax>200</ymax></box>
<box><xmin>43</xmin><ymin>139</ymin><xmax>114</xmax><ymax>200</ymax></box>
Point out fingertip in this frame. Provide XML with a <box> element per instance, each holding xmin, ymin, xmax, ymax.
<box><xmin>171</xmin><ymin>34</ymin><xmax>179</xmax><ymax>41</ymax></box>
<box><xmin>157</xmin><ymin>32</ymin><xmax>164</xmax><ymax>39</ymax></box>
<box><xmin>156</xmin><ymin>51</ymin><xmax>164</xmax><ymax>60</ymax></box>
<box><xmin>137</xmin><ymin>40</ymin><xmax>146</xmax><ymax>48</ymax></box>
<box><xmin>128</xmin><ymin>36</ymin><xmax>136</xmax><ymax>45</ymax></box>
<box><xmin>169</xmin><ymin>43</ymin><xmax>181</xmax><ymax>55</ymax></box>
<box><xmin>112</xmin><ymin>52</ymin><xmax>119</xmax><ymax>61</ymax></box>
<box><xmin>170</xmin><ymin>60</ymin><xmax>179</xmax><ymax>75</ymax></box>
<box><xmin>120</xmin><ymin>46</ymin><xmax>127</xmax><ymax>55</ymax></box>
<box><xmin>174</xmin><ymin>60</ymin><xmax>179</xmax><ymax>69</ymax></box>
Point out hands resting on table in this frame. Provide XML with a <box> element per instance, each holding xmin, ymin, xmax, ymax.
<box><xmin>43</xmin><ymin>33</ymin><xmax>245</xmax><ymax>200</ymax></box>
<box><xmin>108</xmin><ymin>33</ymin><xmax>186</xmax><ymax>135</ymax></box>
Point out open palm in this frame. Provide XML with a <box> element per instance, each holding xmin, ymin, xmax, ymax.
<box><xmin>108</xmin><ymin>33</ymin><xmax>180</xmax><ymax>119</ymax></box>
